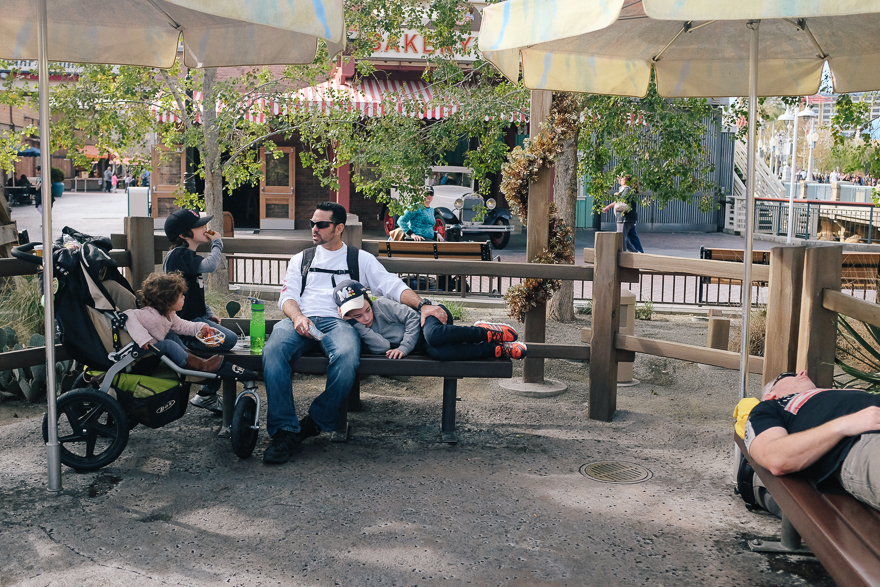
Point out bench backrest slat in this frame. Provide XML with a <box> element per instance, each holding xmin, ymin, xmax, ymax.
<box><xmin>371</xmin><ymin>240</ymin><xmax>491</xmax><ymax>261</ymax></box>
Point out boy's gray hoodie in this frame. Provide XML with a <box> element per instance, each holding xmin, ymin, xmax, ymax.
<box><xmin>351</xmin><ymin>297</ymin><xmax>420</xmax><ymax>355</ymax></box>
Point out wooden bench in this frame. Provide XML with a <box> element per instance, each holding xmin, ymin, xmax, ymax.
<box><xmin>216</xmin><ymin>318</ymin><xmax>513</xmax><ymax>444</ymax></box>
<box><xmin>699</xmin><ymin>247</ymin><xmax>879</xmax><ymax>295</ymax></box>
<box><xmin>698</xmin><ymin>247</ymin><xmax>769</xmax><ymax>303</ymax></box>
<box><xmin>5</xmin><ymin>186</ymin><xmax>33</xmax><ymax>206</ymax></box>
<box><xmin>735</xmin><ymin>434</ymin><xmax>880</xmax><ymax>587</ymax></box>
<box><xmin>363</xmin><ymin>239</ymin><xmax>496</xmax><ymax>293</ymax></box>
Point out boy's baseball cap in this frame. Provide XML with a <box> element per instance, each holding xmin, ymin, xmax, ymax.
<box><xmin>164</xmin><ymin>209</ymin><xmax>213</xmax><ymax>241</ymax></box>
<box><xmin>333</xmin><ymin>280</ymin><xmax>368</xmax><ymax>317</ymax></box>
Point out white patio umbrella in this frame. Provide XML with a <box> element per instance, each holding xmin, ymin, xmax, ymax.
<box><xmin>0</xmin><ymin>0</ymin><xmax>344</xmax><ymax>492</ymax></box>
<box><xmin>479</xmin><ymin>0</ymin><xmax>880</xmax><ymax>406</ymax></box>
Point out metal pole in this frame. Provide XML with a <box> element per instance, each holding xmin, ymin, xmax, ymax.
<box><xmin>37</xmin><ymin>0</ymin><xmax>61</xmax><ymax>493</ymax></box>
<box><xmin>786</xmin><ymin>107</ymin><xmax>800</xmax><ymax>244</ymax></box>
<box><xmin>736</xmin><ymin>21</ymin><xmax>760</xmax><ymax>476</ymax></box>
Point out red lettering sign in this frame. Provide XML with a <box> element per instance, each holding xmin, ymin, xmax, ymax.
<box><xmin>460</xmin><ymin>37</ymin><xmax>473</xmax><ymax>53</ymax></box>
<box><xmin>403</xmin><ymin>34</ymin><xmax>418</xmax><ymax>53</ymax></box>
<box><xmin>384</xmin><ymin>39</ymin><xmax>400</xmax><ymax>52</ymax></box>
<box><xmin>422</xmin><ymin>38</ymin><xmax>434</xmax><ymax>54</ymax></box>
<box><xmin>371</xmin><ymin>34</ymin><xmax>382</xmax><ymax>52</ymax></box>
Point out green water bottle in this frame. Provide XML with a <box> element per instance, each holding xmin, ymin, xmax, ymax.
<box><xmin>249</xmin><ymin>297</ymin><xmax>265</xmax><ymax>355</ymax></box>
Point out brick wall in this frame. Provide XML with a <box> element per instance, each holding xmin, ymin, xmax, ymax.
<box><xmin>293</xmin><ymin>139</ymin><xmax>333</xmax><ymax>226</ymax></box>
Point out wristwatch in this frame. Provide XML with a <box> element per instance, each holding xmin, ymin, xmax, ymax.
<box><xmin>417</xmin><ymin>298</ymin><xmax>434</xmax><ymax>311</ymax></box>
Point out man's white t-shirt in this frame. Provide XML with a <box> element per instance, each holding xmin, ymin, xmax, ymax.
<box><xmin>278</xmin><ymin>244</ymin><xmax>410</xmax><ymax>318</ymax></box>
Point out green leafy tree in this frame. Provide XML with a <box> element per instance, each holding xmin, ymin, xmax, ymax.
<box><xmin>579</xmin><ymin>75</ymin><xmax>720</xmax><ymax>213</ymax></box>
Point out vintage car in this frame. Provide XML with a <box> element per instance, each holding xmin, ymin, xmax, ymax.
<box><xmin>382</xmin><ymin>166</ymin><xmax>514</xmax><ymax>249</ymax></box>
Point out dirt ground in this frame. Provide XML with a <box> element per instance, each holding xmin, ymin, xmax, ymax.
<box><xmin>0</xmin><ymin>308</ymin><xmax>836</xmax><ymax>586</ymax></box>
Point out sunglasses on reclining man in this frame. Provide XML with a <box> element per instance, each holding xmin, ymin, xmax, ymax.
<box><xmin>773</xmin><ymin>372</ymin><xmax>797</xmax><ymax>387</ymax></box>
<box><xmin>309</xmin><ymin>220</ymin><xmax>338</xmax><ymax>229</ymax></box>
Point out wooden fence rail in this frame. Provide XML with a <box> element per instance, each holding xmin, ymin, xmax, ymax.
<box><xmin>1</xmin><ymin>222</ymin><xmax>866</xmax><ymax>423</ymax></box>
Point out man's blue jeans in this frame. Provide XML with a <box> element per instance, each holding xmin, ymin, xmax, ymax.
<box><xmin>262</xmin><ymin>316</ymin><xmax>361</xmax><ymax>437</ymax></box>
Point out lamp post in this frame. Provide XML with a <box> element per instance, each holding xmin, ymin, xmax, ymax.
<box><xmin>806</xmin><ymin>129</ymin><xmax>819</xmax><ymax>182</ymax></box>
<box><xmin>778</xmin><ymin>106</ymin><xmax>818</xmax><ymax>243</ymax></box>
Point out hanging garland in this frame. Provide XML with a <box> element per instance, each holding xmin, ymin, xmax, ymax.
<box><xmin>501</xmin><ymin>94</ymin><xmax>581</xmax><ymax>321</ymax></box>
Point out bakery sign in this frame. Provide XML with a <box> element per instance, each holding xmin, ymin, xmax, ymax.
<box><xmin>369</xmin><ymin>30</ymin><xmax>478</xmax><ymax>63</ymax></box>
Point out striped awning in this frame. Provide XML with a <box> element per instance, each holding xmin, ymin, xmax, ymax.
<box><xmin>154</xmin><ymin>79</ymin><xmax>525</xmax><ymax>124</ymax></box>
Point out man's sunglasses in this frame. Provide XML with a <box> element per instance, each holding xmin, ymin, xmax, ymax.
<box><xmin>773</xmin><ymin>372</ymin><xmax>797</xmax><ymax>387</ymax></box>
<box><xmin>309</xmin><ymin>220</ymin><xmax>338</xmax><ymax>230</ymax></box>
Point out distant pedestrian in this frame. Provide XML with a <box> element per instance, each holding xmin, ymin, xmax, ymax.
<box><xmin>602</xmin><ymin>175</ymin><xmax>644</xmax><ymax>253</ymax></box>
<box><xmin>111</xmin><ymin>172</ymin><xmax>118</xmax><ymax>193</ymax></box>
<box><xmin>103</xmin><ymin>167</ymin><xmax>112</xmax><ymax>192</ymax></box>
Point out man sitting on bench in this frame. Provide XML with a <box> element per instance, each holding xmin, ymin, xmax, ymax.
<box><xmin>262</xmin><ymin>201</ymin><xmax>448</xmax><ymax>465</ymax></box>
<box><xmin>745</xmin><ymin>370</ymin><xmax>880</xmax><ymax>510</ymax></box>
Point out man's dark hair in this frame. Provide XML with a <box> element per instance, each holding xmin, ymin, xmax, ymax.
<box><xmin>316</xmin><ymin>201</ymin><xmax>347</xmax><ymax>225</ymax></box>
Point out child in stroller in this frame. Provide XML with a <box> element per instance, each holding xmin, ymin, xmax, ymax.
<box><xmin>13</xmin><ymin>228</ymin><xmax>258</xmax><ymax>472</ymax></box>
<box><xmin>125</xmin><ymin>272</ymin><xmax>227</xmax><ymax>374</ymax></box>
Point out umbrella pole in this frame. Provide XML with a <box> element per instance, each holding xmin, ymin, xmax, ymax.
<box><xmin>735</xmin><ymin>20</ymin><xmax>760</xmax><ymax>477</ymax></box>
<box><xmin>37</xmin><ymin>0</ymin><xmax>61</xmax><ymax>493</ymax></box>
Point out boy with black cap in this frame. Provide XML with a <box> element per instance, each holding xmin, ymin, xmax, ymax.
<box><xmin>163</xmin><ymin>208</ymin><xmax>238</xmax><ymax>412</ymax></box>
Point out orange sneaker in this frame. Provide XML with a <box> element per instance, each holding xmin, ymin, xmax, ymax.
<box><xmin>475</xmin><ymin>321</ymin><xmax>518</xmax><ymax>343</ymax></box>
<box><xmin>500</xmin><ymin>341</ymin><xmax>527</xmax><ymax>360</ymax></box>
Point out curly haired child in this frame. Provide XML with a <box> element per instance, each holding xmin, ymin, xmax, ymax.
<box><xmin>124</xmin><ymin>272</ymin><xmax>224</xmax><ymax>373</ymax></box>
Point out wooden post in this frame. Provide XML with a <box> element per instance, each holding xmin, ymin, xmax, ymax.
<box><xmin>762</xmin><ymin>245</ymin><xmax>806</xmax><ymax>385</ymax></box>
<box><xmin>342</xmin><ymin>213</ymin><xmax>362</xmax><ymax>249</ymax></box>
<box><xmin>796</xmin><ymin>245</ymin><xmax>842</xmax><ymax>388</ymax></box>
<box><xmin>523</xmin><ymin>90</ymin><xmax>553</xmax><ymax>384</ymax></box>
<box><xmin>125</xmin><ymin>216</ymin><xmax>155</xmax><ymax>290</ymax></box>
<box><xmin>707</xmin><ymin>317</ymin><xmax>730</xmax><ymax>351</ymax></box>
<box><xmin>589</xmin><ymin>231</ymin><xmax>623</xmax><ymax>421</ymax></box>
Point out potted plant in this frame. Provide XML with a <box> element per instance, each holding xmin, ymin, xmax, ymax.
<box><xmin>50</xmin><ymin>167</ymin><xmax>65</xmax><ymax>199</ymax></box>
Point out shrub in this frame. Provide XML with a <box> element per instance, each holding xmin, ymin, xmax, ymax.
<box><xmin>635</xmin><ymin>300</ymin><xmax>654</xmax><ymax>321</ymax></box>
<box><xmin>836</xmin><ymin>316</ymin><xmax>880</xmax><ymax>393</ymax></box>
<box><xmin>730</xmin><ymin>309</ymin><xmax>766</xmax><ymax>356</ymax></box>
<box><xmin>50</xmin><ymin>167</ymin><xmax>65</xmax><ymax>184</ymax></box>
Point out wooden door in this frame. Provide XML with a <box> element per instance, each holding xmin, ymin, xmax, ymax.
<box><xmin>151</xmin><ymin>146</ymin><xmax>186</xmax><ymax>220</ymax></box>
<box><xmin>259</xmin><ymin>147</ymin><xmax>295</xmax><ymax>229</ymax></box>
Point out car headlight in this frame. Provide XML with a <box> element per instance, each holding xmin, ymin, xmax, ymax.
<box><xmin>485</xmin><ymin>198</ymin><xmax>496</xmax><ymax>210</ymax></box>
<box><xmin>454</xmin><ymin>198</ymin><xmax>464</xmax><ymax>210</ymax></box>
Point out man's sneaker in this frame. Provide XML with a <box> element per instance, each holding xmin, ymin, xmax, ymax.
<box><xmin>475</xmin><ymin>321</ymin><xmax>518</xmax><ymax>343</ymax></box>
<box><xmin>299</xmin><ymin>415</ymin><xmax>321</xmax><ymax>440</ymax></box>
<box><xmin>500</xmin><ymin>341</ymin><xmax>527</xmax><ymax>360</ymax></box>
<box><xmin>262</xmin><ymin>430</ymin><xmax>302</xmax><ymax>464</ymax></box>
<box><xmin>189</xmin><ymin>393</ymin><xmax>223</xmax><ymax>414</ymax></box>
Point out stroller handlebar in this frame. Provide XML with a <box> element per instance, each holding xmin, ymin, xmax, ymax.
<box><xmin>11</xmin><ymin>242</ymin><xmax>44</xmax><ymax>267</ymax></box>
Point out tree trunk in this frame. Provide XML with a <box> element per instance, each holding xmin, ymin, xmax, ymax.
<box><xmin>548</xmin><ymin>129</ymin><xmax>579</xmax><ymax>322</ymax></box>
<box><xmin>200</xmin><ymin>68</ymin><xmax>229</xmax><ymax>292</ymax></box>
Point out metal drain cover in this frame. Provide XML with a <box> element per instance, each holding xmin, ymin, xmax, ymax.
<box><xmin>579</xmin><ymin>461</ymin><xmax>653</xmax><ymax>484</ymax></box>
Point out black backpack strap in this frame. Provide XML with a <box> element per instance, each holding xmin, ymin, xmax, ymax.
<box><xmin>300</xmin><ymin>246</ymin><xmax>317</xmax><ymax>296</ymax></box>
<box><xmin>300</xmin><ymin>245</ymin><xmax>360</xmax><ymax>295</ymax></box>
<box><xmin>347</xmin><ymin>245</ymin><xmax>360</xmax><ymax>283</ymax></box>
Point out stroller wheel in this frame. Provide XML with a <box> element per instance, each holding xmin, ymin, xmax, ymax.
<box><xmin>231</xmin><ymin>395</ymin><xmax>259</xmax><ymax>459</ymax></box>
<box><xmin>42</xmin><ymin>389</ymin><xmax>129</xmax><ymax>472</ymax></box>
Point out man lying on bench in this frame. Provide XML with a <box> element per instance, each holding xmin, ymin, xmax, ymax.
<box><xmin>744</xmin><ymin>370</ymin><xmax>880</xmax><ymax>510</ymax></box>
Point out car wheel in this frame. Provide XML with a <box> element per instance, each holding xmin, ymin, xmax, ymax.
<box><xmin>489</xmin><ymin>217</ymin><xmax>511</xmax><ymax>249</ymax></box>
<box><xmin>434</xmin><ymin>217</ymin><xmax>447</xmax><ymax>240</ymax></box>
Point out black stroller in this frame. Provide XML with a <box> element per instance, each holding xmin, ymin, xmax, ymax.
<box><xmin>12</xmin><ymin>228</ymin><xmax>257</xmax><ymax>472</ymax></box>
